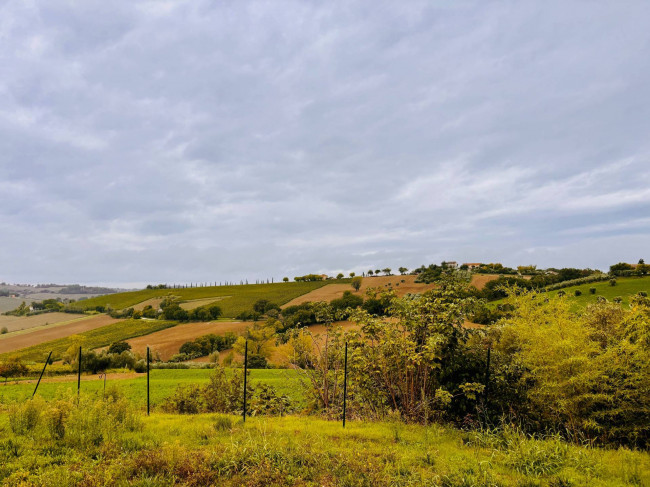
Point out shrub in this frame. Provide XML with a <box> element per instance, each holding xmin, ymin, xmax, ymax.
<box><xmin>9</xmin><ymin>399</ymin><xmax>42</xmax><ymax>434</ymax></box>
<box><xmin>108</xmin><ymin>341</ymin><xmax>131</xmax><ymax>354</ymax></box>
<box><xmin>610</xmin><ymin>279</ymin><xmax>617</xmax><ymax>286</ymax></box>
<box><xmin>0</xmin><ymin>326</ymin><xmax>7</xmax><ymax>334</ymax></box>
<box><xmin>639</xmin><ymin>291</ymin><xmax>648</xmax><ymax>297</ymax></box>
<box><xmin>613</xmin><ymin>296</ymin><xmax>623</xmax><ymax>303</ymax></box>
<box><xmin>162</xmin><ymin>384</ymin><xmax>205</xmax><ymax>414</ymax></box>
<box><xmin>574</xmin><ymin>290</ymin><xmax>582</xmax><ymax>296</ymax></box>
<box><xmin>589</xmin><ymin>288</ymin><xmax>596</xmax><ymax>294</ymax></box>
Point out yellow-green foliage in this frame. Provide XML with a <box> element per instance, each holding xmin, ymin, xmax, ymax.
<box><xmin>0</xmin><ymin>319</ymin><xmax>177</xmax><ymax>363</ymax></box>
<box><xmin>493</xmin><ymin>292</ymin><xmax>650</xmax><ymax>446</ymax></box>
<box><xmin>73</xmin><ymin>281</ymin><xmax>331</xmax><ymax>317</ymax></box>
<box><xmin>0</xmin><ymin>399</ymin><xmax>647</xmax><ymax>486</ymax></box>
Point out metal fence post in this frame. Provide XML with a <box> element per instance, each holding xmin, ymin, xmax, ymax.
<box><xmin>243</xmin><ymin>340</ymin><xmax>248</xmax><ymax>422</ymax></box>
<box><xmin>343</xmin><ymin>341</ymin><xmax>348</xmax><ymax>428</ymax></box>
<box><xmin>147</xmin><ymin>346</ymin><xmax>150</xmax><ymax>416</ymax></box>
<box><xmin>484</xmin><ymin>343</ymin><xmax>491</xmax><ymax>405</ymax></box>
<box><xmin>77</xmin><ymin>346</ymin><xmax>82</xmax><ymax>397</ymax></box>
<box><xmin>32</xmin><ymin>351</ymin><xmax>52</xmax><ymax>398</ymax></box>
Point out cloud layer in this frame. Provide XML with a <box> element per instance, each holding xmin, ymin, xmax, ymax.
<box><xmin>1</xmin><ymin>1</ymin><xmax>649</xmax><ymax>285</ymax></box>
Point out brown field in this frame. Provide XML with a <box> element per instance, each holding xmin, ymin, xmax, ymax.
<box><xmin>0</xmin><ymin>312</ymin><xmax>91</xmax><ymax>334</ymax></box>
<box><xmin>469</xmin><ymin>274</ymin><xmax>500</xmax><ymax>290</ymax></box>
<box><xmin>282</xmin><ymin>274</ymin><xmax>501</xmax><ymax>308</ymax></box>
<box><xmin>125</xmin><ymin>321</ymin><xmax>251</xmax><ymax>360</ymax></box>
<box><xmin>282</xmin><ymin>275</ymin><xmax>435</xmax><ymax>308</ymax></box>
<box><xmin>0</xmin><ymin>314</ymin><xmax>120</xmax><ymax>355</ymax></box>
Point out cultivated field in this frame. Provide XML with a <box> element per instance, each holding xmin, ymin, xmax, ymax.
<box><xmin>0</xmin><ymin>311</ymin><xmax>87</xmax><ymax>334</ymax></box>
<box><xmin>0</xmin><ymin>314</ymin><xmax>119</xmax><ymax>355</ymax></box>
<box><xmin>282</xmin><ymin>274</ymin><xmax>499</xmax><ymax>307</ymax></box>
<box><xmin>74</xmin><ymin>281</ymin><xmax>331</xmax><ymax>317</ymax></box>
<box><xmin>0</xmin><ymin>319</ymin><xmax>177</xmax><ymax>362</ymax></box>
<box><xmin>125</xmin><ymin>320</ymin><xmax>250</xmax><ymax>360</ymax></box>
<box><xmin>0</xmin><ymin>296</ymin><xmax>23</xmax><ymax>313</ymax></box>
<box><xmin>548</xmin><ymin>275</ymin><xmax>650</xmax><ymax>307</ymax></box>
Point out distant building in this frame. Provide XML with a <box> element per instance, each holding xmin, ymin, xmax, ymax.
<box><xmin>444</xmin><ymin>261</ymin><xmax>458</xmax><ymax>269</ymax></box>
<box><xmin>463</xmin><ymin>263</ymin><xmax>482</xmax><ymax>270</ymax></box>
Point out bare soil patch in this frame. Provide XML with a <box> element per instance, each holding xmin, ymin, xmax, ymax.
<box><xmin>126</xmin><ymin>321</ymin><xmax>250</xmax><ymax>360</ymax></box>
<box><xmin>282</xmin><ymin>275</ymin><xmax>438</xmax><ymax>308</ymax></box>
<box><xmin>469</xmin><ymin>274</ymin><xmax>500</xmax><ymax>290</ymax></box>
<box><xmin>0</xmin><ymin>315</ymin><xmax>120</xmax><ymax>355</ymax></box>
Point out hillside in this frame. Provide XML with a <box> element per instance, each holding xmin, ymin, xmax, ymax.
<box><xmin>548</xmin><ymin>276</ymin><xmax>650</xmax><ymax>307</ymax></box>
<box><xmin>0</xmin><ymin>319</ymin><xmax>177</xmax><ymax>362</ymax></box>
<box><xmin>73</xmin><ymin>281</ymin><xmax>333</xmax><ymax>317</ymax></box>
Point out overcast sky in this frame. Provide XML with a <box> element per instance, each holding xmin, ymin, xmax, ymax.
<box><xmin>1</xmin><ymin>1</ymin><xmax>649</xmax><ymax>286</ymax></box>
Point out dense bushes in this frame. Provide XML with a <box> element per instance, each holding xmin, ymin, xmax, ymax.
<box><xmin>162</xmin><ymin>366</ymin><xmax>291</xmax><ymax>415</ymax></box>
<box><xmin>159</xmin><ymin>298</ymin><xmax>222</xmax><ymax>322</ymax></box>
<box><xmin>170</xmin><ymin>332</ymin><xmax>237</xmax><ymax>361</ymax></box>
<box><xmin>286</xmin><ymin>276</ymin><xmax>650</xmax><ymax>448</ymax></box>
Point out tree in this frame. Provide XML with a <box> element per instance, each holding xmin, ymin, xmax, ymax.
<box><xmin>368</xmin><ymin>270</ymin><xmax>374</xmax><ymax>276</ymax></box>
<box><xmin>640</xmin><ymin>259</ymin><xmax>645</xmax><ymax>265</ymax></box>
<box><xmin>349</xmin><ymin>272</ymin><xmax>355</xmax><ymax>278</ymax></box>
<box><xmin>382</xmin><ymin>268</ymin><xmax>391</xmax><ymax>275</ymax></box>
<box><xmin>398</xmin><ymin>267</ymin><xmax>408</xmax><ymax>275</ymax></box>
<box><xmin>0</xmin><ymin>357</ymin><xmax>28</xmax><ymax>382</ymax></box>
<box><xmin>351</xmin><ymin>276</ymin><xmax>363</xmax><ymax>292</ymax></box>
<box><xmin>283</xmin><ymin>277</ymin><xmax>289</xmax><ymax>282</ymax></box>
<box><xmin>336</xmin><ymin>273</ymin><xmax>344</xmax><ymax>279</ymax></box>
<box><xmin>375</xmin><ymin>269</ymin><xmax>381</xmax><ymax>276</ymax></box>
<box><xmin>234</xmin><ymin>321</ymin><xmax>277</xmax><ymax>366</ymax></box>
<box><xmin>108</xmin><ymin>341</ymin><xmax>131</xmax><ymax>354</ymax></box>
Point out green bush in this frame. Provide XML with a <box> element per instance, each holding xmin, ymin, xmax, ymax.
<box><xmin>574</xmin><ymin>290</ymin><xmax>582</xmax><ymax>296</ymax></box>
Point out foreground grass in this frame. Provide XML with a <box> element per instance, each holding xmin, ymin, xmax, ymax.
<box><xmin>74</xmin><ymin>281</ymin><xmax>335</xmax><ymax>317</ymax></box>
<box><xmin>0</xmin><ymin>319</ymin><xmax>177</xmax><ymax>363</ymax></box>
<box><xmin>0</xmin><ymin>368</ymin><xmax>305</xmax><ymax>408</ymax></box>
<box><xmin>0</xmin><ymin>404</ymin><xmax>647</xmax><ymax>487</ymax></box>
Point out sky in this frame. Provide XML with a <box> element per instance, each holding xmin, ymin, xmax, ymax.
<box><xmin>1</xmin><ymin>1</ymin><xmax>649</xmax><ymax>287</ymax></box>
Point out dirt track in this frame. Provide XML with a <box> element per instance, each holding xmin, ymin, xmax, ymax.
<box><xmin>0</xmin><ymin>315</ymin><xmax>120</xmax><ymax>355</ymax></box>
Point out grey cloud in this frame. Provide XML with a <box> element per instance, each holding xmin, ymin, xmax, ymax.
<box><xmin>1</xmin><ymin>1</ymin><xmax>649</xmax><ymax>285</ymax></box>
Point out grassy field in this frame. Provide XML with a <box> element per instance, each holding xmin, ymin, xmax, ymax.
<box><xmin>73</xmin><ymin>281</ymin><xmax>334</xmax><ymax>317</ymax></box>
<box><xmin>548</xmin><ymin>276</ymin><xmax>650</xmax><ymax>308</ymax></box>
<box><xmin>0</xmin><ymin>319</ymin><xmax>177</xmax><ymax>363</ymax></box>
<box><xmin>0</xmin><ymin>405</ymin><xmax>646</xmax><ymax>486</ymax></box>
<box><xmin>0</xmin><ymin>368</ymin><xmax>305</xmax><ymax>408</ymax></box>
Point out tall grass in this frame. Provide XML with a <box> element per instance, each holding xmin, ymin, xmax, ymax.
<box><xmin>0</xmin><ymin>397</ymin><xmax>647</xmax><ymax>486</ymax></box>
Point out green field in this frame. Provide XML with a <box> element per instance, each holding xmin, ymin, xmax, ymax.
<box><xmin>0</xmin><ymin>368</ymin><xmax>305</xmax><ymax>408</ymax></box>
<box><xmin>548</xmin><ymin>276</ymin><xmax>650</xmax><ymax>308</ymax></box>
<box><xmin>73</xmin><ymin>281</ymin><xmax>334</xmax><ymax>317</ymax></box>
<box><xmin>0</xmin><ymin>319</ymin><xmax>177</xmax><ymax>363</ymax></box>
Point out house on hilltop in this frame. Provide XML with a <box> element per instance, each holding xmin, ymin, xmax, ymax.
<box><xmin>463</xmin><ymin>263</ymin><xmax>482</xmax><ymax>270</ymax></box>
